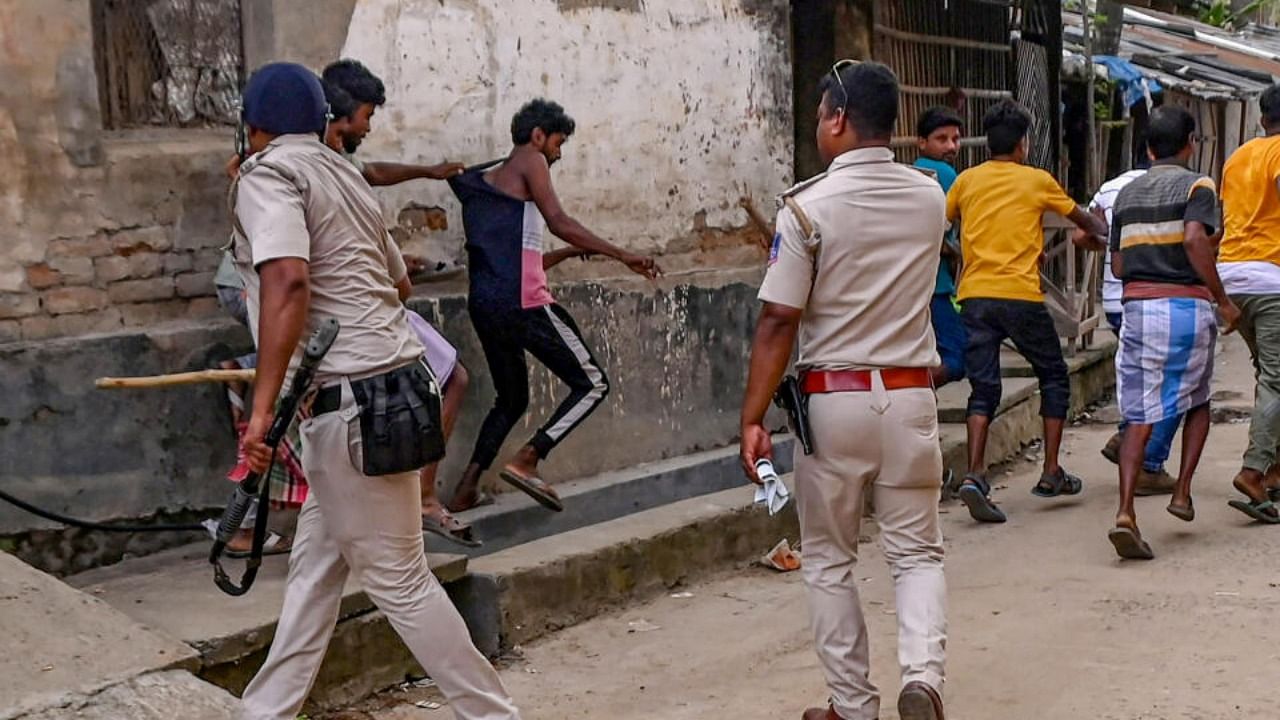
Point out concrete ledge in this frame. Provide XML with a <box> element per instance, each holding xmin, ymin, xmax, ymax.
<box><xmin>434</xmin><ymin>438</ymin><xmax>795</xmax><ymax>558</ymax></box>
<box><xmin>468</xmin><ymin>485</ymin><xmax>800</xmax><ymax>651</ymax></box>
<box><xmin>0</xmin><ymin>552</ymin><xmax>199</xmax><ymax>720</ymax></box>
<box><xmin>8</xmin><ymin>670</ymin><xmax>239</xmax><ymax>720</ymax></box>
<box><xmin>65</xmin><ymin>542</ymin><xmax>466</xmax><ymax>713</ymax></box>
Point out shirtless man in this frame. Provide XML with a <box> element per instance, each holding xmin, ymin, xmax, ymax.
<box><xmin>446</xmin><ymin>98</ymin><xmax>660</xmax><ymax>512</ymax></box>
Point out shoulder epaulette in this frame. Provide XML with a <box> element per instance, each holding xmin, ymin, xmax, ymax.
<box><xmin>777</xmin><ymin>171</ymin><xmax>828</xmax><ymax>202</ymax></box>
<box><xmin>775</xmin><ymin>171</ymin><xmax>828</xmax><ymax>239</ymax></box>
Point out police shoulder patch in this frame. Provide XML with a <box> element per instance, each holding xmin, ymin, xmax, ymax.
<box><xmin>768</xmin><ymin>232</ymin><xmax>782</xmax><ymax>265</ymax></box>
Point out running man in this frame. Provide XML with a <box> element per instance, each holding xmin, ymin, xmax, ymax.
<box><xmin>1080</xmin><ymin>167</ymin><xmax>1183</xmax><ymax>496</ymax></box>
<box><xmin>447</xmin><ymin>99</ymin><xmax>660</xmax><ymax>512</ymax></box>
<box><xmin>1218</xmin><ymin>83</ymin><xmax>1280</xmax><ymax>522</ymax></box>
<box><xmin>1106</xmin><ymin>105</ymin><xmax>1238</xmax><ymax>559</ymax></box>
<box><xmin>947</xmin><ymin>99</ymin><xmax>1108</xmax><ymax>523</ymax></box>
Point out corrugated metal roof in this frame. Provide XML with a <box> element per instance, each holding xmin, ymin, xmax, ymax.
<box><xmin>1062</xmin><ymin>8</ymin><xmax>1279</xmax><ymax>100</ymax></box>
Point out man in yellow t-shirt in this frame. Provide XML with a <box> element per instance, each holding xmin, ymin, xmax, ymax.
<box><xmin>1218</xmin><ymin>84</ymin><xmax>1280</xmax><ymax>522</ymax></box>
<box><xmin>946</xmin><ymin>99</ymin><xmax>1108</xmax><ymax>524</ymax></box>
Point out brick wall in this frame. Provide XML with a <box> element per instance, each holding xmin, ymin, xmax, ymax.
<box><xmin>0</xmin><ymin>225</ymin><xmax>224</xmax><ymax>344</ymax></box>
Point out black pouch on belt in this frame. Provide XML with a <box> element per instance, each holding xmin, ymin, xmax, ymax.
<box><xmin>348</xmin><ymin>359</ymin><xmax>445</xmax><ymax>475</ymax></box>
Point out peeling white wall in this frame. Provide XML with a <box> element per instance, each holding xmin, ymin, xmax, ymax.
<box><xmin>339</xmin><ymin>0</ymin><xmax>792</xmax><ymax>264</ymax></box>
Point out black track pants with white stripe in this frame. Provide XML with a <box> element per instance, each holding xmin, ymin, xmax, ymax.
<box><xmin>467</xmin><ymin>302</ymin><xmax>610</xmax><ymax>470</ymax></box>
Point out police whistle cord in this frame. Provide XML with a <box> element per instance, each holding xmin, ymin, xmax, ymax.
<box><xmin>211</xmin><ymin>319</ymin><xmax>339</xmax><ymax>596</ymax></box>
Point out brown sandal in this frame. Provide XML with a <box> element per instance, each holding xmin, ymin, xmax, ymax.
<box><xmin>499</xmin><ymin>467</ymin><xmax>564</xmax><ymax>512</ymax></box>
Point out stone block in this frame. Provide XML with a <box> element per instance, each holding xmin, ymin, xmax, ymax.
<box><xmin>112</xmin><ymin>226</ymin><xmax>173</xmax><ymax>254</ymax></box>
<box><xmin>118</xmin><ymin>299</ymin><xmax>188</xmax><ymax>327</ymax></box>
<box><xmin>49</xmin><ymin>234</ymin><xmax>112</xmax><ymax>259</ymax></box>
<box><xmin>0</xmin><ymin>265</ymin><xmax>25</xmax><ymax>293</ymax></box>
<box><xmin>10</xmin><ymin>237</ymin><xmax>49</xmax><ymax>265</ymax></box>
<box><xmin>48</xmin><ymin>256</ymin><xmax>95</xmax><ymax>285</ymax></box>
<box><xmin>19</xmin><ymin>309</ymin><xmax>124</xmax><ymax>341</ymax></box>
<box><xmin>25</xmin><ymin>264</ymin><xmax>62</xmax><ymax>290</ymax></box>
<box><xmin>128</xmin><ymin>252</ymin><xmax>164</xmax><ymax>280</ymax></box>
<box><xmin>163</xmin><ymin>252</ymin><xmax>194</xmax><ymax>274</ymax></box>
<box><xmin>108</xmin><ymin>278</ymin><xmax>175</xmax><ymax>304</ymax></box>
<box><xmin>94</xmin><ymin>255</ymin><xmax>131</xmax><ymax>283</ymax></box>
<box><xmin>187</xmin><ymin>296</ymin><xmax>222</xmax><ymax>318</ymax></box>
<box><xmin>192</xmin><ymin>248</ymin><xmax>224</xmax><ymax>273</ymax></box>
<box><xmin>0</xmin><ymin>320</ymin><xmax>19</xmax><ymax>344</ymax></box>
<box><xmin>0</xmin><ymin>293</ymin><xmax>39</xmax><ymax>320</ymax></box>
<box><xmin>43</xmin><ymin>287</ymin><xmax>108</xmax><ymax>316</ymax></box>
<box><xmin>175</xmin><ymin>272</ymin><xmax>216</xmax><ymax>299</ymax></box>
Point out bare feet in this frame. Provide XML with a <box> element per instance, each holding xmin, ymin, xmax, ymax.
<box><xmin>1232</xmin><ymin>469</ymin><xmax>1271</xmax><ymax>506</ymax></box>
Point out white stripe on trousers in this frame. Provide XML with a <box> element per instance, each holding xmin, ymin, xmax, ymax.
<box><xmin>542</xmin><ymin>306</ymin><xmax>607</xmax><ymax>443</ymax></box>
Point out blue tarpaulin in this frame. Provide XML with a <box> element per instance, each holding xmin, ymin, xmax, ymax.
<box><xmin>1093</xmin><ymin>55</ymin><xmax>1163</xmax><ymax>107</ymax></box>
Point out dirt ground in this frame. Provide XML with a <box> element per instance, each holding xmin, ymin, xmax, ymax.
<box><xmin>335</xmin><ymin>338</ymin><xmax>1279</xmax><ymax>720</ymax></box>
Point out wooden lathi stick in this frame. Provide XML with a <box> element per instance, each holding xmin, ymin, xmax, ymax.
<box><xmin>95</xmin><ymin>368</ymin><xmax>256</xmax><ymax>389</ymax></box>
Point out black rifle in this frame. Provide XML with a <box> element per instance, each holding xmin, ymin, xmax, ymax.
<box><xmin>773</xmin><ymin>375</ymin><xmax>813</xmax><ymax>455</ymax></box>
<box><xmin>210</xmin><ymin>319</ymin><xmax>340</xmax><ymax>596</ymax></box>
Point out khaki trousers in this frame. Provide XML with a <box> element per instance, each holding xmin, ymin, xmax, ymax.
<box><xmin>240</xmin><ymin>380</ymin><xmax>521</xmax><ymax>720</ymax></box>
<box><xmin>794</xmin><ymin>377</ymin><xmax>947</xmax><ymax>720</ymax></box>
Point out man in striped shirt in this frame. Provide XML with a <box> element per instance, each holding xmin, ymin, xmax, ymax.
<box><xmin>1083</xmin><ymin>169</ymin><xmax>1183</xmax><ymax>496</ymax></box>
<box><xmin>1106</xmin><ymin>105</ymin><xmax>1240</xmax><ymax>559</ymax></box>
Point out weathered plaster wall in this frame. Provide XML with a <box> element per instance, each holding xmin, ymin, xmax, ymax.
<box><xmin>338</xmin><ymin>0</ymin><xmax>792</xmax><ymax>268</ymax></box>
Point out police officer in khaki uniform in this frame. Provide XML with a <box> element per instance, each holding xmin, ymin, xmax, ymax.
<box><xmin>740</xmin><ymin>61</ymin><xmax>948</xmax><ymax>720</ymax></box>
<box><xmin>230</xmin><ymin>63</ymin><xmax>521</xmax><ymax>720</ymax></box>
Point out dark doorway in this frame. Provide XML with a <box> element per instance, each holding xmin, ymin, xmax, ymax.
<box><xmin>790</xmin><ymin>1</ymin><xmax>872</xmax><ymax>182</ymax></box>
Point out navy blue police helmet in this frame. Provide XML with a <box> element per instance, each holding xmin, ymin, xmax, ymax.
<box><xmin>241</xmin><ymin>62</ymin><xmax>327</xmax><ymax>135</ymax></box>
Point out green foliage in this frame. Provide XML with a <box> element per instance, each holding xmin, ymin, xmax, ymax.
<box><xmin>1197</xmin><ymin>0</ymin><xmax>1270</xmax><ymax>29</ymax></box>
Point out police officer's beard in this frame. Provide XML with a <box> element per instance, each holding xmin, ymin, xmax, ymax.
<box><xmin>342</xmin><ymin>134</ymin><xmax>362</xmax><ymax>154</ymax></box>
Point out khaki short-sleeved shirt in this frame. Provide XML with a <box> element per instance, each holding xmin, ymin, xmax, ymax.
<box><xmin>231</xmin><ymin>134</ymin><xmax>420</xmax><ymax>383</ymax></box>
<box><xmin>758</xmin><ymin>147</ymin><xmax>946</xmax><ymax>371</ymax></box>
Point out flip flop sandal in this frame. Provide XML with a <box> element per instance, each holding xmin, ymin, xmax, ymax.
<box><xmin>1031</xmin><ymin>468</ymin><xmax>1084</xmax><ymax>498</ymax></box>
<box><xmin>1266</xmin><ymin>486</ymin><xmax>1280</xmax><ymax>503</ymax></box>
<box><xmin>499</xmin><ymin>468</ymin><xmax>565</xmax><ymax>512</ymax></box>
<box><xmin>1167</xmin><ymin>499</ymin><xmax>1195</xmax><ymax>522</ymax></box>
<box><xmin>422</xmin><ymin>511</ymin><xmax>482</xmax><ymax>548</ymax></box>
<box><xmin>1108</xmin><ymin>526</ymin><xmax>1155</xmax><ymax>560</ymax></box>
<box><xmin>957</xmin><ymin>474</ymin><xmax>1007</xmax><ymax>524</ymax></box>
<box><xmin>1227</xmin><ymin>498</ymin><xmax>1280</xmax><ymax>524</ymax></box>
<box><xmin>225</xmin><ymin>531</ymin><xmax>292</xmax><ymax>559</ymax></box>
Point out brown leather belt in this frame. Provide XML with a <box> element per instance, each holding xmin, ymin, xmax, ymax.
<box><xmin>800</xmin><ymin>368</ymin><xmax>933</xmax><ymax>394</ymax></box>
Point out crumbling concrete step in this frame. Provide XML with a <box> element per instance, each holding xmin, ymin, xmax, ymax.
<box><xmin>938</xmin><ymin>337</ymin><xmax>1116</xmax><ymax>424</ymax></box>
<box><xmin>0</xmin><ymin>552</ymin><xmax>199</xmax><ymax>720</ymax></box>
<box><xmin>435</xmin><ymin>438</ymin><xmax>795</xmax><ymax>558</ymax></box>
<box><xmin>936</xmin><ymin>377</ymin><xmax>1038</xmax><ymax>423</ymax></box>
<box><xmin>463</xmin><ymin>484</ymin><xmax>801</xmax><ymax>653</ymax></box>
<box><xmin>9</xmin><ymin>670</ymin><xmax>239</xmax><ymax>720</ymax></box>
<box><xmin>1000</xmin><ymin>335</ymin><xmax>1117</xmax><ymax>378</ymax></box>
<box><xmin>66</xmin><ymin>542</ymin><xmax>467</xmax><ymax>712</ymax></box>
